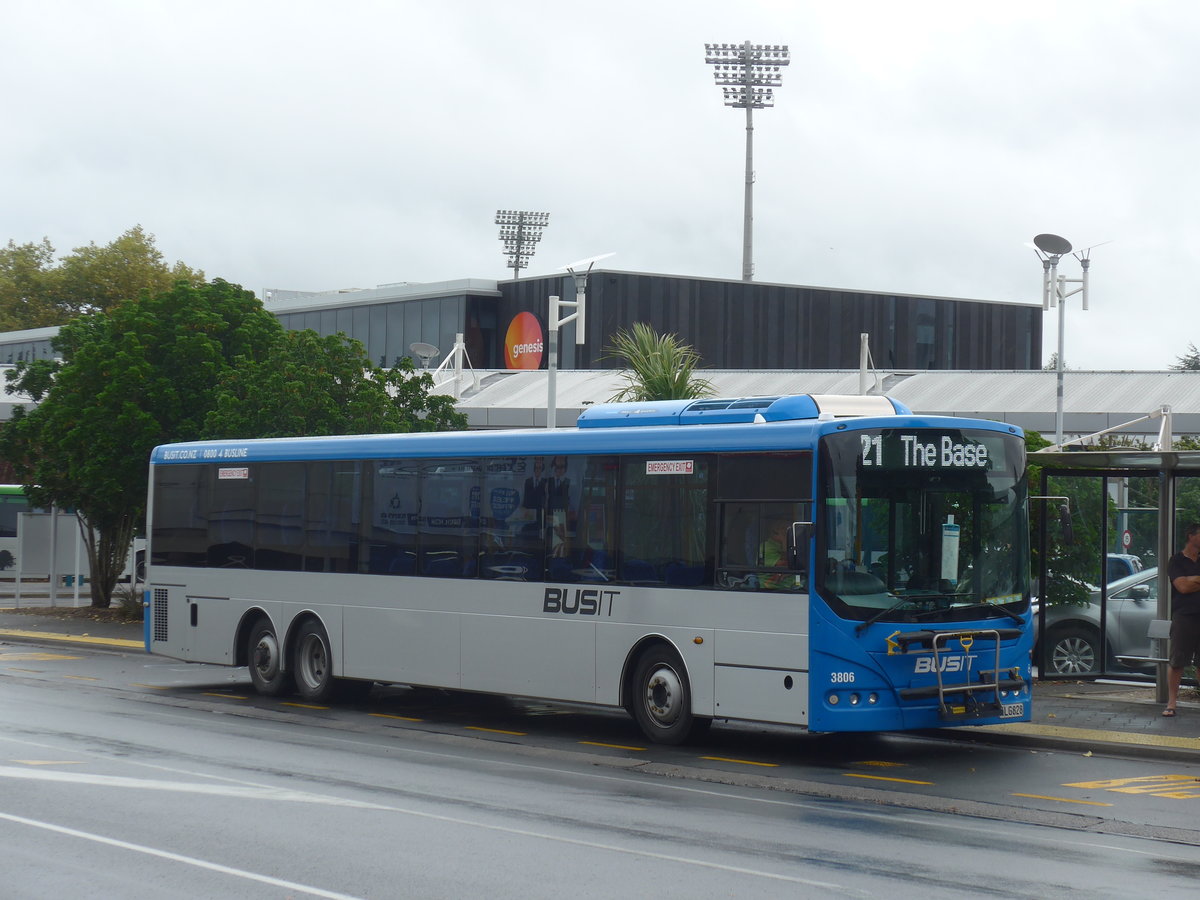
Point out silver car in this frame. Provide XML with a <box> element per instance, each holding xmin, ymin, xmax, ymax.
<box><xmin>1036</xmin><ymin>566</ymin><xmax>1163</xmax><ymax>676</ymax></box>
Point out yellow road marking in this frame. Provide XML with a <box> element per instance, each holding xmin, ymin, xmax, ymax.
<box><xmin>12</xmin><ymin>760</ymin><xmax>84</xmax><ymax>767</ymax></box>
<box><xmin>0</xmin><ymin>628</ymin><xmax>142</xmax><ymax>649</ymax></box>
<box><xmin>850</xmin><ymin>760</ymin><xmax>906</xmax><ymax>768</ymax></box>
<box><xmin>368</xmin><ymin>713</ymin><xmax>423</xmax><ymax>722</ymax></box>
<box><xmin>203</xmin><ymin>692</ymin><xmax>249</xmax><ymax>701</ymax></box>
<box><xmin>280</xmin><ymin>702</ymin><xmax>329</xmax><ymax>710</ymax></box>
<box><xmin>1012</xmin><ymin>793</ymin><xmax>1113</xmax><ymax>807</ymax></box>
<box><xmin>1</xmin><ymin>652</ymin><xmax>80</xmax><ymax>662</ymax></box>
<box><xmin>465</xmin><ymin>726</ymin><xmax>527</xmax><ymax>736</ymax></box>
<box><xmin>701</xmin><ymin>756</ymin><xmax>780</xmax><ymax>768</ymax></box>
<box><xmin>130</xmin><ymin>683</ymin><xmax>170</xmax><ymax>690</ymax></box>
<box><xmin>843</xmin><ymin>773</ymin><xmax>933</xmax><ymax>785</ymax></box>
<box><xmin>579</xmin><ymin>741</ymin><xmax>646</xmax><ymax>751</ymax></box>
<box><xmin>1066</xmin><ymin>775</ymin><xmax>1200</xmax><ymax>799</ymax></box>
<box><xmin>63</xmin><ymin>675</ymin><xmax>99</xmax><ymax>681</ymax></box>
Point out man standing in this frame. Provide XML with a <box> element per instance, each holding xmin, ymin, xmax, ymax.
<box><xmin>1165</xmin><ymin>522</ymin><xmax>1200</xmax><ymax>716</ymax></box>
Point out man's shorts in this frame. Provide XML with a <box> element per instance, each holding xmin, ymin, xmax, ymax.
<box><xmin>1170</xmin><ymin>614</ymin><xmax>1200</xmax><ymax>668</ymax></box>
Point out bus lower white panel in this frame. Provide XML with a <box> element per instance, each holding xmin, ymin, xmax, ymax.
<box><xmin>714</xmin><ymin>666</ymin><xmax>808</xmax><ymax>726</ymax></box>
<box><xmin>187</xmin><ymin>596</ymin><xmax>245</xmax><ymax>664</ymax></box>
<box><xmin>713</xmin><ymin>629</ymin><xmax>807</xmax><ymax>670</ymax></box>
<box><xmin>460</xmin><ymin>615</ymin><xmax>596</xmax><ymax>702</ymax></box>
<box><xmin>341</xmin><ymin>606</ymin><xmax>461</xmax><ymax>687</ymax></box>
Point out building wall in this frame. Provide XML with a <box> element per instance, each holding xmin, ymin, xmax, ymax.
<box><xmin>500</xmin><ymin>272</ymin><xmax>1040</xmax><ymax>370</ymax></box>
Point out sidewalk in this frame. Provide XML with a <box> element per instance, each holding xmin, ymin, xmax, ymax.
<box><xmin>2</xmin><ymin>604</ymin><xmax>1198</xmax><ymax>759</ymax></box>
<box><xmin>0</xmin><ymin>604</ymin><xmax>145</xmax><ymax>650</ymax></box>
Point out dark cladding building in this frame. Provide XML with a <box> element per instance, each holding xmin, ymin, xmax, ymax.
<box><xmin>268</xmin><ymin>270</ymin><xmax>1041</xmax><ymax>373</ymax></box>
<box><xmin>0</xmin><ymin>269</ymin><xmax>1042</xmax><ymax>373</ymax></box>
<box><xmin>499</xmin><ymin>271</ymin><xmax>1040</xmax><ymax>371</ymax></box>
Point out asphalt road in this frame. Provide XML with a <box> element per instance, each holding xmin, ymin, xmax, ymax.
<box><xmin>3</xmin><ymin>640</ymin><xmax>1200</xmax><ymax>898</ymax></box>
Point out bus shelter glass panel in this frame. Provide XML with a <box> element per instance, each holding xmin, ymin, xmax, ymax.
<box><xmin>1035</xmin><ymin>472</ymin><xmax>1161</xmax><ymax>679</ymax></box>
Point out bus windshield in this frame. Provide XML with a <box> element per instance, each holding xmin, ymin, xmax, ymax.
<box><xmin>817</xmin><ymin>427</ymin><xmax>1029</xmax><ymax>624</ymax></box>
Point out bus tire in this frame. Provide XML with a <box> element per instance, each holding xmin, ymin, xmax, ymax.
<box><xmin>293</xmin><ymin>618</ymin><xmax>336</xmax><ymax>703</ymax></box>
<box><xmin>247</xmin><ymin>617</ymin><xmax>292</xmax><ymax>697</ymax></box>
<box><xmin>630</xmin><ymin>645</ymin><xmax>698</xmax><ymax>745</ymax></box>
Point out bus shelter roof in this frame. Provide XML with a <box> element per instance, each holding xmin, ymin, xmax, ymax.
<box><xmin>1030</xmin><ymin>449</ymin><xmax>1200</xmax><ymax>472</ymax></box>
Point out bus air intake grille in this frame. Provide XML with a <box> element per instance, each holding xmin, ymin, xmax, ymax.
<box><xmin>153</xmin><ymin>589</ymin><xmax>169</xmax><ymax>643</ymax></box>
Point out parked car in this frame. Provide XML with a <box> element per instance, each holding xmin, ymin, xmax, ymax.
<box><xmin>1105</xmin><ymin>553</ymin><xmax>1143</xmax><ymax>583</ymax></box>
<box><xmin>1035</xmin><ymin>566</ymin><xmax>1162</xmax><ymax>676</ymax></box>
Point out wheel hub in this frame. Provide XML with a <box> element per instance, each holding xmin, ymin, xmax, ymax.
<box><xmin>645</xmin><ymin>665</ymin><xmax>683</xmax><ymax>726</ymax></box>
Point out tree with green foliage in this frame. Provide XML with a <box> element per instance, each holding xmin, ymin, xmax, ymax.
<box><xmin>603</xmin><ymin>322</ymin><xmax>715</xmax><ymax>402</ymax></box>
<box><xmin>0</xmin><ymin>238</ymin><xmax>60</xmax><ymax>331</ymax></box>
<box><xmin>1171</xmin><ymin>342</ymin><xmax>1200</xmax><ymax>371</ymax></box>
<box><xmin>0</xmin><ymin>279</ymin><xmax>281</xmax><ymax>607</ymax></box>
<box><xmin>204</xmin><ymin>328</ymin><xmax>467</xmax><ymax>438</ymax></box>
<box><xmin>0</xmin><ymin>226</ymin><xmax>204</xmax><ymax>331</ymax></box>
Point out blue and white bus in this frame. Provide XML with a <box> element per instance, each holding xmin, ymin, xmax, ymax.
<box><xmin>145</xmin><ymin>393</ymin><xmax>1032</xmax><ymax>744</ymax></box>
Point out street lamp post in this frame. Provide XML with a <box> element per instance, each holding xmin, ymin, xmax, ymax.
<box><xmin>496</xmin><ymin>210</ymin><xmax>549</xmax><ymax>279</ymax></box>
<box><xmin>1031</xmin><ymin>233</ymin><xmax>1092</xmax><ymax>445</ymax></box>
<box><xmin>704</xmin><ymin>41</ymin><xmax>790</xmax><ymax>282</ymax></box>
<box><xmin>546</xmin><ymin>253</ymin><xmax>613</xmax><ymax>429</ymax></box>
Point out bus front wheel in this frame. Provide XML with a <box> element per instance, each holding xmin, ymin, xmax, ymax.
<box><xmin>247</xmin><ymin>617</ymin><xmax>292</xmax><ymax>697</ymax></box>
<box><xmin>630</xmin><ymin>645</ymin><xmax>704</xmax><ymax>745</ymax></box>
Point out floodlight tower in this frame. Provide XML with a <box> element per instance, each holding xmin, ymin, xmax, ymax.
<box><xmin>496</xmin><ymin>209</ymin><xmax>549</xmax><ymax>279</ymax></box>
<box><xmin>704</xmin><ymin>41</ymin><xmax>790</xmax><ymax>281</ymax></box>
<box><xmin>1031</xmin><ymin>233</ymin><xmax>1093</xmax><ymax>445</ymax></box>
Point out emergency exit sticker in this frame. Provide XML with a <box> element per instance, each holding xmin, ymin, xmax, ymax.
<box><xmin>646</xmin><ymin>460</ymin><xmax>694</xmax><ymax>475</ymax></box>
<box><xmin>218</xmin><ymin>467</ymin><xmax>250</xmax><ymax>480</ymax></box>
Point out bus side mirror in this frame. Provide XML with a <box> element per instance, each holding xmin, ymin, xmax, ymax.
<box><xmin>789</xmin><ymin>522</ymin><xmax>814</xmax><ymax>568</ymax></box>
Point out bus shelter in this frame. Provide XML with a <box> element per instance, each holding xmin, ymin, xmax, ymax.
<box><xmin>1030</xmin><ymin>447</ymin><xmax>1200</xmax><ymax>702</ymax></box>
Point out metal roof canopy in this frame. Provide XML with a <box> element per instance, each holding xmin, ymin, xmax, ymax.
<box><xmin>1030</xmin><ymin>448</ymin><xmax>1200</xmax><ymax>702</ymax></box>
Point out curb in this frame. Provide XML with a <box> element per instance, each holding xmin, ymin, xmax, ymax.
<box><xmin>935</xmin><ymin>721</ymin><xmax>1200</xmax><ymax>763</ymax></box>
<box><xmin>0</xmin><ymin>626</ymin><xmax>143</xmax><ymax>651</ymax></box>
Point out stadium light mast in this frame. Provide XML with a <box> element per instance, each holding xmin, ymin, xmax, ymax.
<box><xmin>496</xmin><ymin>210</ymin><xmax>549</xmax><ymax>279</ymax></box>
<box><xmin>704</xmin><ymin>41</ymin><xmax>790</xmax><ymax>282</ymax></box>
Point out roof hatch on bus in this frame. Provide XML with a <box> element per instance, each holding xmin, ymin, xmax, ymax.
<box><xmin>576</xmin><ymin>393</ymin><xmax>910</xmax><ymax>428</ymax></box>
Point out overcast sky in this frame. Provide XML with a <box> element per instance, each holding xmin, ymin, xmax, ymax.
<box><xmin>4</xmin><ymin>0</ymin><xmax>1197</xmax><ymax>370</ymax></box>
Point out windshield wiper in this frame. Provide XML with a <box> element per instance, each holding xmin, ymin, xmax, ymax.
<box><xmin>855</xmin><ymin>597</ymin><xmax>915</xmax><ymax>635</ymax></box>
<box><xmin>950</xmin><ymin>601</ymin><xmax>1025</xmax><ymax>625</ymax></box>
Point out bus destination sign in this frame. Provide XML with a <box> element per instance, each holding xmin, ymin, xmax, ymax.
<box><xmin>860</xmin><ymin>431</ymin><xmax>989</xmax><ymax>471</ymax></box>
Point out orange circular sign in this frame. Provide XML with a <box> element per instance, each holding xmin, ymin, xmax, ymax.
<box><xmin>504</xmin><ymin>311</ymin><xmax>544</xmax><ymax>370</ymax></box>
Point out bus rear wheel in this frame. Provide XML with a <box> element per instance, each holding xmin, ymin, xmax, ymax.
<box><xmin>630</xmin><ymin>645</ymin><xmax>704</xmax><ymax>745</ymax></box>
<box><xmin>247</xmin><ymin>617</ymin><xmax>293</xmax><ymax>697</ymax></box>
<box><xmin>293</xmin><ymin>619</ymin><xmax>336</xmax><ymax>703</ymax></box>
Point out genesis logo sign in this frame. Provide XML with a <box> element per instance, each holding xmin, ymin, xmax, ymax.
<box><xmin>504</xmin><ymin>312</ymin><xmax>544</xmax><ymax>370</ymax></box>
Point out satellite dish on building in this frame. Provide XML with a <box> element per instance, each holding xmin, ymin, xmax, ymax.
<box><xmin>1033</xmin><ymin>234</ymin><xmax>1073</xmax><ymax>256</ymax></box>
<box><xmin>410</xmin><ymin>342</ymin><xmax>440</xmax><ymax>368</ymax></box>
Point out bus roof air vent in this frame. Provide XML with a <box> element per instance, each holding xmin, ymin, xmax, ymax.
<box><xmin>810</xmin><ymin>394</ymin><xmax>909</xmax><ymax>417</ymax></box>
<box><xmin>576</xmin><ymin>394</ymin><xmax>909</xmax><ymax>428</ymax></box>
